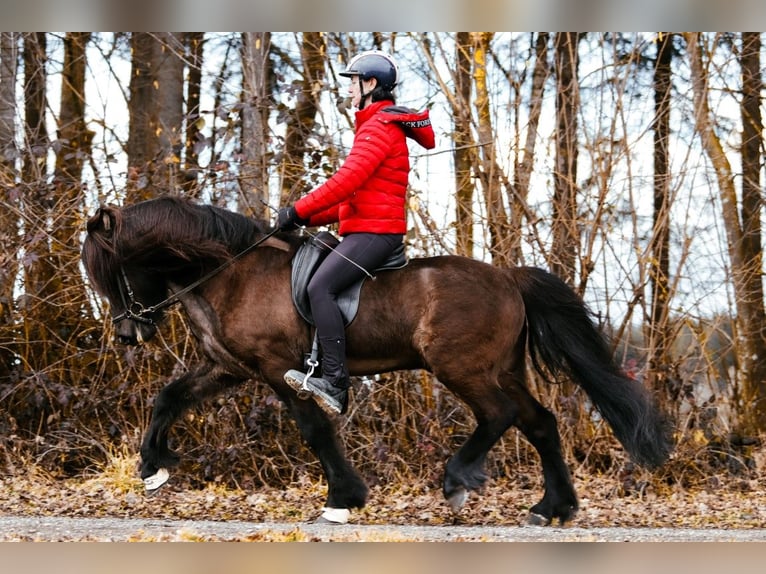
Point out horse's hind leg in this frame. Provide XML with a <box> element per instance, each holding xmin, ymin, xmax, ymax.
<box><xmin>140</xmin><ymin>361</ymin><xmax>243</xmax><ymax>491</ymax></box>
<box><xmin>441</xmin><ymin>381</ymin><xmax>517</xmax><ymax>512</ymax></box>
<box><xmin>502</xmin><ymin>378</ymin><xmax>578</xmax><ymax>525</ymax></box>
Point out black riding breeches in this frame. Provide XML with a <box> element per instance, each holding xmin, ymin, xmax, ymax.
<box><xmin>307</xmin><ymin>232</ymin><xmax>403</xmax><ymax>374</ymax></box>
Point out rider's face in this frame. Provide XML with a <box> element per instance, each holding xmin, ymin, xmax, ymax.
<box><xmin>349</xmin><ymin>76</ymin><xmax>376</xmax><ymax>109</ymax></box>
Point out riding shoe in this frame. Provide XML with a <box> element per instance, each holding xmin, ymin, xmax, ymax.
<box><xmin>284</xmin><ymin>369</ymin><xmax>349</xmax><ymax>415</ymax></box>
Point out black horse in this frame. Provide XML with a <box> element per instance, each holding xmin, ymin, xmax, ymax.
<box><xmin>81</xmin><ymin>195</ymin><xmax>673</xmax><ymax>525</ymax></box>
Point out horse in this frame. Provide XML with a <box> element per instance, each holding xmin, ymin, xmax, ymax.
<box><xmin>81</xmin><ymin>195</ymin><xmax>673</xmax><ymax>525</ymax></box>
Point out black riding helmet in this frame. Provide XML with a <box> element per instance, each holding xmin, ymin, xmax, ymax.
<box><xmin>340</xmin><ymin>50</ymin><xmax>399</xmax><ymax>93</ymax></box>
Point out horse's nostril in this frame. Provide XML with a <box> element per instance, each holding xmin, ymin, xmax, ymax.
<box><xmin>116</xmin><ymin>335</ymin><xmax>136</xmax><ymax>346</ymax></box>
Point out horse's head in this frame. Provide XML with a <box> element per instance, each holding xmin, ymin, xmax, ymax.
<box><xmin>83</xmin><ymin>195</ymin><xmax>277</xmax><ymax>345</ymax></box>
<box><xmin>82</xmin><ymin>204</ymin><xmax>168</xmax><ymax>345</ymax></box>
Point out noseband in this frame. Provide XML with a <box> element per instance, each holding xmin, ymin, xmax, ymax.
<box><xmin>112</xmin><ymin>267</ymin><xmax>161</xmax><ymax>326</ymax></box>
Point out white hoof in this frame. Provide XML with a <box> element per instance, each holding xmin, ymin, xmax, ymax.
<box><xmin>143</xmin><ymin>468</ymin><xmax>169</xmax><ymax>492</ymax></box>
<box><xmin>447</xmin><ymin>487</ymin><xmax>468</xmax><ymax>512</ymax></box>
<box><xmin>319</xmin><ymin>507</ymin><xmax>351</xmax><ymax>524</ymax></box>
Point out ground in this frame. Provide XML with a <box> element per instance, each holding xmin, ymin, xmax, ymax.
<box><xmin>1</xmin><ymin>460</ymin><xmax>765</xmax><ymax>541</ymax></box>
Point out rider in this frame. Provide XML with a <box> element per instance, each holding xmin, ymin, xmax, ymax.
<box><xmin>277</xmin><ymin>50</ymin><xmax>435</xmax><ymax>414</ymax></box>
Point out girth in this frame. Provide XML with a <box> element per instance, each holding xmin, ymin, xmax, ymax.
<box><xmin>290</xmin><ymin>231</ymin><xmax>407</xmax><ymax>326</ymax></box>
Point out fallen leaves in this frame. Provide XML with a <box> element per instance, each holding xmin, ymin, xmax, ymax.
<box><xmin>2</xmin><ymin>460</ymin><xmax>765</xmax><ymax>540</ymax></box>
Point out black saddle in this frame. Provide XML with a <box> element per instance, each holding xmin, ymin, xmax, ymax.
<box><xmin>290</xmin><ymin>231</ymin><xmax>407</xmax><ymax>326</ymax></box>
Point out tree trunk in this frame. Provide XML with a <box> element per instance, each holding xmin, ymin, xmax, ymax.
<box><xmin>738</xmin><ymin>32</ymin><xmax>766</xmax><ymax>432</ymax></box>
<box><xmin>510</xmin><ymin>32</ymin><xmax>549</xmax><ymax>264</ymax></box>
<box><xmin>22</xmin><ymin>33</ymin><xmax>47</xmax><ymax>184</ymax></box>
<box><xmin>551</xmin><ymin>32</ymin><xmax>581</xmax><ymax>286</ymax></box>
<box><xmin>183</xmin><ymin>32</ymin><xmax>205</xmax><ymax>197</ymax></box>
<box><xmin>150</xmin><ymin>33</ymin><xmax>185</xmax><ymax>195</ymax></box>
<box><xmin>126</xmin><ymin>33</ymin><xmax>185</xmax><ymax>200</ymax></box>
<box><xmin>21</xmin><ymin>32</ymin><xmax>49</xmax><ymax>298</ymax></box>
<box><xmin>240</xmin><ymin>32</ymin><xmax>272</xmax><ymax>218</ymax></box>
<box><xmin>54</xmin><ymin>33</ymin><xmax>93</xmax><ymax>189</ymax></box>
<box><xmin>453</xmin><ymin>32</ymin><xmax>475</xmax><ymax>258</ymax></box>
<box><xmin>126</xmin><ymin>33</ymin><xmax>155</xmax><ymax>202</ymax></box>
<box><xmin>471</xmin><ymin>32</ymin><xmax>512</xmax><ymax>266</ymax></box>
<box><xmin>45</xmin><ymin>32</ymin><xmax>92</xmax><ymax>344</ymax></box>
<box><xmin>0</xmin><ymin>33</ymin><xmax>17</xmax><ymax>175</ymax></box>
<box><xmin>685</xmin><ymin>32</ymin><xmax>766</xmax><ymax>431</ymax></box>
<box><xmin>279</xmin><ymin>32</ymin><xmax>326</xmax><ymax>206</ymax></box>
<box><xmin>0</xmin><ymin>32</ymin><xmax>19</xmax><ymax>380</ymax></box>
<box><xmin>648</xmin><ymin>32</ymin><xmax>673</xmax><ymax>391</ymax></box>
<box><xmin>20</xmin><ymin>33</ymin><xmax>60</xmax><ymax>385</ymax></box>
<box><xmin>18</xmin><ymin>33</ymin><xmax>92</xmax><ymax>377</ymax></box>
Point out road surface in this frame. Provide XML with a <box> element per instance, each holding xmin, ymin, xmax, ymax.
<box><xmin>1</xmin><ymin>515</ymin><xmax>765</xmax><ymax>541</ymax></box>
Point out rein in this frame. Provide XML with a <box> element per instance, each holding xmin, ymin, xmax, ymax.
<box><xmin>258</xmin><ymin>198</ymin><xmax>373</xmax><ymax>280</ymax></box>
<box><xmin>112</xmin><ymin>227</ymin><xmax>281</xmax><ymax>325</ymax></box>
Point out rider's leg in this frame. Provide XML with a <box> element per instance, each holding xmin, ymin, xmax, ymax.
<box><xmin>287</xmin><ymin>233</ymin><xmax>402</xmax><ymax>413</ymax></box>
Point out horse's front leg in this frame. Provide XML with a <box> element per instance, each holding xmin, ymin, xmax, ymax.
<box><xmin>140</xmin><ymin>361</ymin><xmax>243</xmax><ymax>492</ymax></box>
<box><xmin>277</xmin><ymin>387</ymin><xmax>368</xmax><ymax>523</ymax></box>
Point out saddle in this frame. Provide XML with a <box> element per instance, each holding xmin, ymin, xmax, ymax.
<box><xmin>290</xmin><ymin>231</ymin><xmax>407</xmax><ymax>326</ymax></box>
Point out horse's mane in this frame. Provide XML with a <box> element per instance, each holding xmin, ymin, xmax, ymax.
<box><xmin>82</xmin><ymin>196</ymin><xmax>297</xmax><ymax>299</ymax></box>
<box><xmin>118</xmin><ymin>196</ymin><xmax>277</xmax><ymax>267</ymax></box>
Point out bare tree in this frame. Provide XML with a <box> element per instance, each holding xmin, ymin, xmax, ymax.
<box><xmin>452</xmin><ymin>32</ymin><xmax>475</xmax><ymax>257</ymax></box>
<box><xmin>279</xmin><ymin>33</ymin><xmax>326</xmax><ymax>205</ymax></box>
<box><xmin>0</xmin><ymin>32</ymin><xmax>19</xmax><ymax>379</ymax></box>
<box><xmin>52</xmin><ymin>30</ymin><xmax>92</xmax><ymax>260</ymax></box>
<box><xmin>471</xmin><ymin>32</ymin><xmax>512</xmax><ymax>266</ymax></box>
<box><xmin>20</xmin><ymin>32</ymin><xmax>49</xmax><ymax>306</ymax></box>
<box><xmin>685</xmin><ymin>32</ymin><xmax>766</xmax><ymax>431</ymax></box>
<box><xmin>738</xmin><ymin>32</ymin><xmax>766</xmax><ymax>431</ymax></box>
<box><xmin>21</xmin><ymin>33</ymin><xmax>47</xmax><ymax>185</ymax></box>
<box><xmin>151</xmin><ymin>33</ymin><xmax>185</xmax><ymax>194</ymax></box>
<box><xmin>509</xmin><ymin>32</ymin><xmax>549</xmax><ymax>265</ymax></box>
<box><xmin>647</xmin><ymin>32</ymin><xmax>674</xmax><ymax>390</ymax></box>
<box><xmin>551</xmin><ymin>32</ymin><xmax>582</xmax><ymax>286</ymax></box>
<box><xmin>125</xmin><ymin>33</ymin><xmax>155</xmax><ymax>203</ymax></box>
<box><xmin>126</xmin><ymin>33</ymin><xmax>185</xmax><ymax>201</ymax></box>
<box><xmin>240</xmin><ymin>32</ymin><xmax>272</xmax><ymax>218</ymax></box>
<box><xmin>0</xmin><ymin>33</ymin><xmax>16</xmax><ymax>175</ymax></box>
<box><xmin>183</xmin><ymin>32</ymin><xmax>205</xmax><ymax>197</ymax></box>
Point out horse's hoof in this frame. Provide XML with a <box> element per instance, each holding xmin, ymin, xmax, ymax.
<box><xmin>143</xmin><ymin>467</ymin><xmax>170</xmax><ymax>494</ymax></box>
<box><xmin>315</xmin><ymin>507</ymin><xmax>350</xmax><ymax>524</ymax></box>
<box><xmin>526</xmin><ymin>512</ymin><xmax>551</xmax><ymax>526</ymax></box>
<box><xmin>447</xmin><ymin>487</ymin><xmax>468</xmax><ymax>513</ymax></box>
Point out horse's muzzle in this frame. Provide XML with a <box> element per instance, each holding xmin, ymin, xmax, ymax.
<box><xmin>115</xmin><ymin>319</ymin><xmax>157</xmax><ymax>346</ymax></box>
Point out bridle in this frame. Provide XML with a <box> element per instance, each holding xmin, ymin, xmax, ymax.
<box><xmin>111</xmin><ymin>227</ymin><xmax>281</xmax><ymax>326</ymax></box>
<box><xmin>112</xmin><ymin>267</ymin><xmax>158</xmax><ymax>325</ymax></box>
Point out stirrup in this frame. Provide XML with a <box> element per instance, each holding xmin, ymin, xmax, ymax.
<box><xmin>284</xmin><ymin>369</ymin><xmax>348</xmax><ymax>415</ymax></box>
<box><xmin>283</xmin><ymin>366</ymin><xmax>321</xmax><ymax>402</ymax></box>
<box><xmin>294</xmin><ymin>357</ymin><xmax>319</xmax><ymax>400</ymax></box>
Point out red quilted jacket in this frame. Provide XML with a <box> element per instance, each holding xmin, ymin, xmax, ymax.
<box><xmin>293</xmin><ymin>100</ymin><xmax>435</xmax><ymax>235</ymax></box>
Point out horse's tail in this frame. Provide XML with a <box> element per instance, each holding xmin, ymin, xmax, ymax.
<box><xmin>511</xmin><ymin>266</ymin><xmax>674</xmax><ymax>469</ymax></box>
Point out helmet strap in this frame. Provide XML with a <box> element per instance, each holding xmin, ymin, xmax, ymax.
<box><xmin>357</xmin><ymin>76</ymin><xmax>374</xmax><ymax>111</ymax></box>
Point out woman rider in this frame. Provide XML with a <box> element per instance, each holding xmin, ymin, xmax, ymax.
<box><xmin>277</xmin><ymin>50</ymin><xmax>435</xmax><ymax>414</ymax></box>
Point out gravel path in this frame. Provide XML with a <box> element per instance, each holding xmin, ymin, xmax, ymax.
<box><xmin>2</xmin><ymin>515</ymin><xmax>766</xmax><ymax>541</ymax></box>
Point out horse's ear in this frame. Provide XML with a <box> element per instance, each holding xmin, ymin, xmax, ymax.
<box><xmin>87</xmin><ymin>205</ymin><xmax>117</xmax><ymax>238</ymax></box>
<box><xmin>101</xmin><ymin>210</ymin><xmax>111</xmax><ymax>232</ymax></box>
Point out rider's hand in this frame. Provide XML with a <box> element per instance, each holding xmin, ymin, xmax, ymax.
<box><xmin>276</xmin><ymin>206</ymin><xmax>307</xmax><ymax>231</ymax></box>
